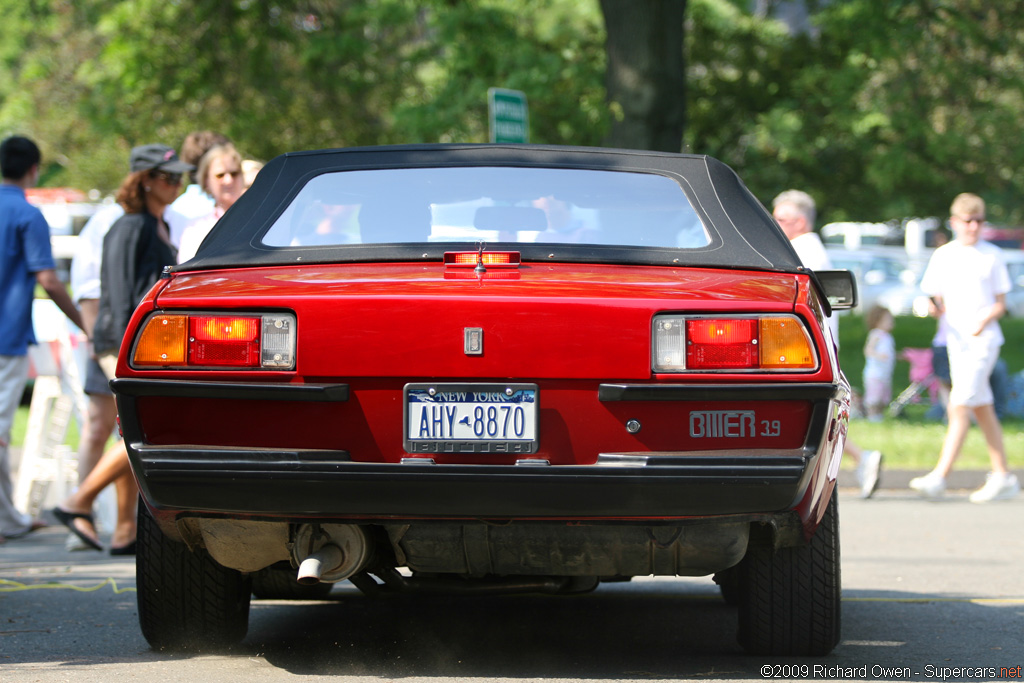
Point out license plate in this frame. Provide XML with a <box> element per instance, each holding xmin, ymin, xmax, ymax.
<box><xmin>404</xmin><ymin>383</ymin><xmax>538</xmax><ymax>454</ymax></box>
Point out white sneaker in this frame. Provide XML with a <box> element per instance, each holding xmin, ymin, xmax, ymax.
<box><xmin>65</xmin><ymin>532</ymin><xmax>92</xmax><ymax>552</ymax></box>
<box><xmin>857</xmin><ymin>450</ymin><xmax>883</xmax><ymax>499</ymax></box>
<box><xmin>909</xmin><ymin>471</ymin><xmax>946</xmax><ymax>498</ymax></box>
<box><xmin>968</xmin><ymin>472</ymin><xmax>1021</xmax><ymax>503</ymax></box>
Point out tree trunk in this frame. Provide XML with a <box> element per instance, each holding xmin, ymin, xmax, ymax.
<box><xmin>600</xmin><ymin>0</ymin><xmax>686</xmax><ymax>152</ymax></box>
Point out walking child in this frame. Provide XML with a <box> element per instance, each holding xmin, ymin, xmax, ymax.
<box><xmin>863</xmin><ymin>306</ymin><xmax>896</xmax><ymax>422</ymax></box>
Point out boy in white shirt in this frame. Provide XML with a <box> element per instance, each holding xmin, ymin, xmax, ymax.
<box><xmin>910</xmin><ymin>193</ymin><xmax>1018</xmax><ymax>502</ymax></box>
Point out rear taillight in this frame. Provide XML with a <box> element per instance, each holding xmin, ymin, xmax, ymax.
<box><xmin>653</xmin><ymin>314</ymin><xmax>817</xmax><ymax>372</ymax></box>
<box><xmin>131</xmin><ymin>312</ymin><xmax>295</xmax><ymax>369</ymax></box>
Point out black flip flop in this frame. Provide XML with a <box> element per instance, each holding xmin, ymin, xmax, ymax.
<box><xmin>110</xmin><ymin>541</ymin><xmax>137</xmax><ymax>556</ymax></box>
<box><xmin>51</xmin><ymin>508</ymin><xmax>103</xmax><ymax>551</ymax></box>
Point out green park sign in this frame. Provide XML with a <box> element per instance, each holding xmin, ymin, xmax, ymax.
<box><xmin>488</xmin><ymin>88</ymin><xmax>529</xmax><ymax>144</ymax></box>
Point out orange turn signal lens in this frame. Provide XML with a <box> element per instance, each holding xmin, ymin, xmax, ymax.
<box><xmin>759</xmin><ymin>317</ymin><xmax>816</xmax><ymax>369</ymax></box>
<box><xmin>132</xmin><ymin>314</ymin><xmax>187</xmax><ymax>366</ymax></box>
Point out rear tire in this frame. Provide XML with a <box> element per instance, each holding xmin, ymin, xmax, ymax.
<box><xmin>736</xmin><ymin>489</ymin><xmax>841</xmax><ymax>656</ymax></box>
<box><xmin>713</xmin><ymin>567</ymin><xmax>740</xmax><ymax>606</ymax></box>
<box><xmin>136</xmin><ymin>504</ymin><xmax>252</xmax><ymax>651</ymax></box>
<box><xmin>252</xmin><ymin>563</ymin><xmax>335</xmax><ymax>600</ymax></box>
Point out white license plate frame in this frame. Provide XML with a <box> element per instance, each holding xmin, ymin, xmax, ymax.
<box><xmin>403</xmin><ymin>383</ymin><xmax>539</xmax><ymax>454</ymax></box>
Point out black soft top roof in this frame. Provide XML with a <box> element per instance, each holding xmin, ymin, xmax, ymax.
<box><xmin>177</xmin><ymin>143</ymin><xmax>803</xmax><ymax>273</ymax></box>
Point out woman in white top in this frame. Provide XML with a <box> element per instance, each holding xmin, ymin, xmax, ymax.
<box><xmin>177</xmin><ymin>144</ymin><xmax>245</xmax><ymax>263</ymax></box>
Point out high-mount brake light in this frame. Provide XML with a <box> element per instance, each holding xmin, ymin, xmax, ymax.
<box><xmin>652</xmin><ymin>314</ymin><xmax>817</xmax><ymax>372</ymax></box>
<box><xmin>132</xmin><ymin>312</ymin><xmax>296</xmax><ymax>369</ymax></box>
<box><xmin>444</xmin><ymin>251</ymin><xmax>521</xmax><ymax>268</ymax></box>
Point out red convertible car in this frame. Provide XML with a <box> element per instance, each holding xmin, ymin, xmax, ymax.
<box><xmin>111</xmin><ymin>144</ymin><xmax>855</xmax><ymax>656</ymax></box>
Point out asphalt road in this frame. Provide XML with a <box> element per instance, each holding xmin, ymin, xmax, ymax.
<box><xmin>2</xmin><ymin>488</ymin><xmax>1022</xmax><ymax>682</ymax></box>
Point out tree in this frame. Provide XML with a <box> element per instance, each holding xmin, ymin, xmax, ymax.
<box><xmin>0</xmin><ymin>0</ymin><xmax>608</xmax><ymax>193</ymax></box>
<box><xmin>391</xmin><ymin>0</ymin><xmax>607</xmax><ymax>148</ymax></box>
<box><xmin>685</xmin><ymin>0</ymin><xmax>1024</xmax><ymax>225</ymax></box>
<box><xmin>809</xmin><ymin>0</ymin><xmax>1024</xmax><ymax>224</ymax></box>
<box><xmin>599</xmin><ymin>0</ymin><xmax>686</xmax><ymax>152</ymax></box>
<box><xmin>6</xmin><ymin>0</ymin><xmax>1024</xmax><ymax>226</ymax></box>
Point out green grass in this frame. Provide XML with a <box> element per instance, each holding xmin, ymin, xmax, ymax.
<box><xmin>845</xmin><ymin>408</ymin><xmax>1024</xmax><ymax>471</ymax></box>
<box><xmin>11</xmin><ymin>315</ymin><xmax>1021</xmax><ymax>471</ymax></box>
<box><xmin>838</xmin><ymin>314</ymin><xmax>1024</xmax><ymax>472</ymax></box>
<box><xmin>838</xmin><ymin>314</ymin><xmax>1024</xmax><ymax>388</ymax></box>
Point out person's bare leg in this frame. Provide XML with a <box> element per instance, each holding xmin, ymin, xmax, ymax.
<box><xmin>58</xmin><ymin>441</ymin><xmax>130</xmax><ymax>544</ymax></box>
<box><xmin>934</xmin><ymin>403</ymin><xmax>971</xmax><ymax>478</ymax></box>
<box><xmin>110</xmin><ymin>470</ymin><xmax>138</xmax><ymax>548</ymax></box>
<box><xmin>843</xmin><ymin>439</ymin><xmax>862</xmax><ymax>465</ymax></box>
<box><xmin>77</xmin><ymin>395</ymin><xmax>117</xmax><ymax>482</ymax></box>
<box><xmin>75</xmin><ymin>299</ymin><xmax>113</xmax><ymax>482</ymax></box>
<box><xmin>972</xmin><ymin>404</ymin><xmax>1009</xmax><ymax>474</ymax></box>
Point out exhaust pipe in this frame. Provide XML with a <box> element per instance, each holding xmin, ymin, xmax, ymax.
<box><xmin>291</xmin><ymin>524</ymin><xmax>370</xmax><ymax>584</ymax></box>
<box><xmin>296</xmin><ymin>543</ymin><xmax>345</xmax><ymax>585</ymax></box>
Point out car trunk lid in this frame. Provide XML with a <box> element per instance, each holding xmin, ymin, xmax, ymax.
<box><xmin>154</xmin><ymin>261</ymin><xmax>802</xmax><ymax>380</ymax></box>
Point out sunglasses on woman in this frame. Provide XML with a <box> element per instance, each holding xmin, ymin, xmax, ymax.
<box><xmin>152</xmin><ymin>170</ymin><xmax>183</xmax><ymax>185</ymax></box>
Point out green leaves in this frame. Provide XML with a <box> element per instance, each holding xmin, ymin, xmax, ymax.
<box><xmin>0</xmin><ymin>0</ymin><xmax>607</xmax><ymax>192</ymax></box>
<box><xmin>688</xmin><ymin>0</ymin><xmax>1024</xmax><ymax>224</ymax></box>
<box><xmin>3</xmin><ymin>0</ymin><xmax>1024</xmax><ymax>227</ymax></box>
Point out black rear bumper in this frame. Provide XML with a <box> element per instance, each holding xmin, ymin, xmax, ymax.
<box><xmin>113</xmin><ymin>378</ymin><xmax>846</xmax><ymax>520</ymax></box>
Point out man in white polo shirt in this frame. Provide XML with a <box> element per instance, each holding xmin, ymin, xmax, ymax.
<box><xmin>773</xmin><ymin>190</ymin><xmax>883</xmax><ymax>498</ymax></box>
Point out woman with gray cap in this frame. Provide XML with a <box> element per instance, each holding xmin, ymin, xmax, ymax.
<box><xmin>92</xmin><ymin>144</ymin><xmax>193</xmax><ymax>366</ymax></box>
<box><xmin>52</xmin><ymin>143</ymin><xmax>193</xmax><ymax>554</ymax></box>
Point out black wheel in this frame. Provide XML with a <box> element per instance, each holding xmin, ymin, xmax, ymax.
<box><xmin>736</xmin><ymin>489</ymin><xmax>841</xmax><ymax>656</ymax></box>
<box><xmin>136</xmin><ymin>504</ymin><xmax>252</xmax><ymax>651</ymax></box>
<box><xmin>252</xmin><ymin>563</ymin><xmax>335</xmax><ymax>600</ymax></box>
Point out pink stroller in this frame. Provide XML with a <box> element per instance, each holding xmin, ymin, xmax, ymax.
<box><xmin>887</xmin><ymin>347</ymin><xmax>939</xmax><ymax>417</ymax></box>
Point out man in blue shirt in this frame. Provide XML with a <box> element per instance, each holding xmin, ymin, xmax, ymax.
<box><xmin>0</xmin><ymin>135</ymin><xmax>83</xmax><ymax>543</ymax></box>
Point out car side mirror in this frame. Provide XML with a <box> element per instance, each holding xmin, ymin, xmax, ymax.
<box><xmin>815</xmin><ymin>270</ymin><xmax>858</xmax><ymax>310</ymax></box>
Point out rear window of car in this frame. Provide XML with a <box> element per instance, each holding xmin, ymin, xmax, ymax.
<box><xmin>261</xmin><ymin>166</ymin><xmax>710</xmax><ymax>249</ymax></box>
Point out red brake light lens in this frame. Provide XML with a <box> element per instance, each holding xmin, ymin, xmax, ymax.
<box><xmin>189</xmin><ymin>316</ymin><xmax>261</xmax><ymax>367</ymax></box>
<box><xmin>444</xmin><ymin>251</ymin><xmax>521</xmax><ymax>267</ymax></box>
<box><xmin>685</xmin><ymin>319</ymin><xmax>758</xmax><ymax>369</ymax></box>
